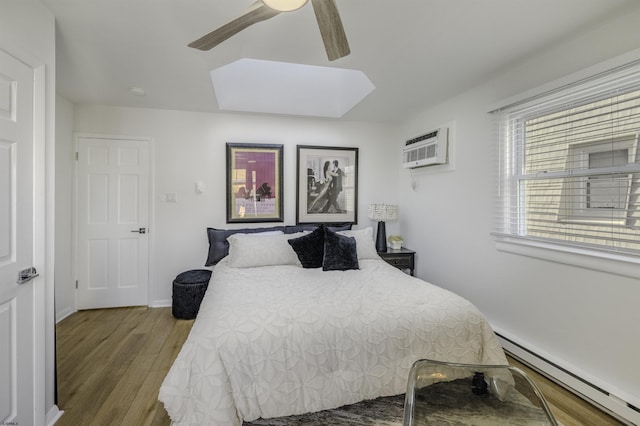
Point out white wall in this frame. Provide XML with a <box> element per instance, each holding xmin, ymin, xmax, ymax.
<box><xmin>55</xmin><ymin>95</ymin><xmax>76</xmax><ymax>321</ymax></box>
<box><xmin>0</xmin><ymin>0</ymin><xmax>58</xmax><ymax>423</ymax></box>
<box><xmin>399</xmin><ymin>2</ymin><xmax>640</xmax><ymax>419</ymax></box>
<box><xmin>69</xmin><ymin>106</ymin><xmax>400</xmax><ymax>305</ymax></box>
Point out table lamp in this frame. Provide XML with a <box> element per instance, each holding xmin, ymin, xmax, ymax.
<box><xmin>367</xmin><ymin>204</ymin><xmax>399</xmax><ymax>252</ymax></box>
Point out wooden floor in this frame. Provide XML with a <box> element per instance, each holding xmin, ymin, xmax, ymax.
<box><xmin>55</xmin><ymin>306</ymin><xmax>188</xmax><ymax>426</ymax></box>
<box><xmin>507</xmin><ymin>357</ymin><xmax>624</xmax><ymax>426</ymax></box>
<box><xmin>56</xmin><ymin>306</ymin><xmax>624</xmax><ymax>426</ymax></box>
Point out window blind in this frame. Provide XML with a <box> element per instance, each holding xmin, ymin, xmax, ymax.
<box><xmin>493</xmin><ymin>61</ymin><xmax>640</xmax><ymax>256</ymax></box>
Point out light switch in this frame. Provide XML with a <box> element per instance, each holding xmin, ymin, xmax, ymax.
<box><xmin>195</xmin><ymin>181</ymin><xmax>205</xmax><ymax>194</ymax></box>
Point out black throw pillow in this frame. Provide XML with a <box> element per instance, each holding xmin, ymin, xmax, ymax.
<box><xmin>288</xmin><ymin>225</ymin><xmax>326</xmax><ymax>268</ymax></box>
<box><xmin>323</xmin><ymin>228</ymin><xmax>359</xmax><ymax>271</ymax></box>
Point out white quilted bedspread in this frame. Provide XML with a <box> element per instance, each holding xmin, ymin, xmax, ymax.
<box><xmin>159</xmin><ymin>258</ymin><xmax>507</xmax><ymax>425</ymax></box>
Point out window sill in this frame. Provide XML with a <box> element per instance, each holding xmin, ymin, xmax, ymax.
<box><xmin>494</xmin><ymin>235</ymin><xmax>640</xmax><ymax>279</ymax></box>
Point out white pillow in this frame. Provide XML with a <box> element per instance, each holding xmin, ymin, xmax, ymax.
<box><xmin>227</xmin><ymin>232</ymin><xmax>304</xmax><ymax>268</ymax></box>
<box><xmin>247</xmin><ymin>230</ymin><xmax>283</xmax><ymax>236</ymax></box>
<box><xmin>337</xmin><ymin>227</ymin><xmax>379</xmax><ymax>259</ymax></box>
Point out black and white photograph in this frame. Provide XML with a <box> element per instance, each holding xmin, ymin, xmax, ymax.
<box><xmin>296</xmin><ymin>145</ymin><xmax>358</xmax><ymax>224</ymax></box>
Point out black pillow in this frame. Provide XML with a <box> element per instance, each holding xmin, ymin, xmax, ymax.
<box><xmin>288</xmin><ymin>225</ymin><xmax>325</xmax><ymax>268</ymax></box>
<box><xmin>322</xmin><ymin>228</ymin><xmax>359</xmax><ymax>271</ymax></box>
<box><xmin>204</xmin><ymin>226</ymin><xmax>285</xmax><ymax>266</ymax></box>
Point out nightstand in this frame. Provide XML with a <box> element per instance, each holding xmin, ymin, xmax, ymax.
<box><xmin>379</xmin><ymin>247</ymin><xmax>415</xmax><ymax>276</ymax></box>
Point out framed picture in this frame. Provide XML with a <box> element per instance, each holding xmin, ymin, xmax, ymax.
<box><xmin>226</xmin><ymin>143</ymin><xmax>283</xmax><ymax>223</ymax></box>
<box><xmin>296</xmin><ymin>145</ymin><xmax>358</xmax><ymax>224</ymax></box>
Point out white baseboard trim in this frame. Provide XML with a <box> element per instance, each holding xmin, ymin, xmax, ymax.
<box><xmin>55</xmin><ymin>307</ymin><xmax>76</xmax><ymax>324</ymax></box>
<box><xmin>150</xmin><ymin>299</ymin><xmax>171</xmax><ymax>308</ymax></box>
<box><xmin>55</xmin><ymin>301</ymin><xmax>171</xmax><ymax>320</ymax></box>
<box><xmin>47</xmin><ymin>405</ymin><xmax>63</xmax><ymax>425</ymax></box>
<box><xmin>495</xmin><ymin>328</ymin><xmax>640</xmax><ymax>425</ymax></box>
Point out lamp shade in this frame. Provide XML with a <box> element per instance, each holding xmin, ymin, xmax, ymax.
<box><xmin>367</xmin><ymin>204</ymin><xmax>399</xmax><ymax>221</ymax></box>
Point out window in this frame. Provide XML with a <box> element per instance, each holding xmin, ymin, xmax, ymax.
<box><xmin>561</xmin><ymin>134</ymin><xmax>637</xmax><ymax>223</ymax></box>
<box><xmin>493</xmin><ymin>63</ymin><xmax>640</xmax><ymax>257</ymax></box>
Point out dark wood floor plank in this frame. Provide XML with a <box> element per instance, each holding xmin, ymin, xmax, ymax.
<box><xmin>151</xmin><ymin>318</ymin><xmax>193</xmax><ymax>373</ymax></box>
<box><xmin>57</xmin><ymin>331</ymin><xmax>148</xmax><ymax>425</ymax></box>
<box><xmin>57</xmin><ymin>317</ymin><xmax>136</xmax><ymax>405</ymax></box>
<box><xmin>91</xmin><ymin>353</ymin><xmax>158</xmax><ymax>426</ymax></box>
<box><xmin>121</xmin><ymin>369</ymin><xmax>171</xmax><ymax>426</ymax></box>
<box><xmin>140</xmin><ymin>307</ymin><xmax>180</xmax><ymax>357</ymax></box>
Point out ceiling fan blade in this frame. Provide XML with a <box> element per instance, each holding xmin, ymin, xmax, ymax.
<box><xmin>188</xmin><ymin>1</ymin><xmax>280</xmax><ymax>51</ymax></box>
<box><xmin>311</xmin><ymin>0</ymin><xmax>350</xmax><ymax>61</ymax></box>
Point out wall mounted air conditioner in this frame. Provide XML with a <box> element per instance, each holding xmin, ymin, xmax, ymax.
<box><xmin>402</xmin><ymin>127</ymin><xmax>448</xmax><ymax>168</ymax></box>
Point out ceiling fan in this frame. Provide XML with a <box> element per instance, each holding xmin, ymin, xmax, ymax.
<box><xmin>188</xmin><ymin>0</ymin><xmax>350</xmax><ymax>61</ymax></box>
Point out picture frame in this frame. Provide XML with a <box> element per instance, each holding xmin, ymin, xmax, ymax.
<box><xmin>296</xmin><ymin>145</ymin><xmax>358</xmax><ymax>224</ymax></box>
<box><xmin>226</xmin><ymin>143</ymin><xmax>283</xmax><ymax>223</ymax></box>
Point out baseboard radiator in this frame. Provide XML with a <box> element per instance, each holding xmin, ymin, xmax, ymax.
<box><xmin>495</xmin><ymin>330</ymin><xmax>640</xmax><ymax>425</ymax></box>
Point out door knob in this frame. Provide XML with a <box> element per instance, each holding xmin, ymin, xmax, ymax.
<box><xmin>131</xmin><ymin>227</ymin><xmax>147</xmax><ymax>234</ymax></box>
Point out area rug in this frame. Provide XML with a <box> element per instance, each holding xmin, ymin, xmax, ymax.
<box><xmin>244</xmin><ymin>378</ymin><xmax>553</xmax><ymax>426</ymax></box>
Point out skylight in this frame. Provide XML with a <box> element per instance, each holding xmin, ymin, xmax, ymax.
<box><xmin>210</xmin><ymin>59</ymin><xmax>375</xmax><ymax>118</ymax></box>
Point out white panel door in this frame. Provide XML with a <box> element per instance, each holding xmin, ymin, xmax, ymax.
<box><xmin>77</xmin><ymin>136</ymin><xmax>149</xmax><ymax>309</ymax></box>
<box><xmin>0</xmin><ymin>49</ymin><xmax>35</xmax><ymax>425</ymax></box>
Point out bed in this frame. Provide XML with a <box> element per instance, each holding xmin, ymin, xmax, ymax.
<box><xmin>158</xmin><ymin>225</ymin><xmax>507</xmax><ymax>425</ymax></box>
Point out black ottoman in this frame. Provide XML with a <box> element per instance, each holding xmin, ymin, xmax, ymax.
<box><xmin>172</xmin><ymin>269</ymin><xmax>212</xmax><ymax>319</ymax></box>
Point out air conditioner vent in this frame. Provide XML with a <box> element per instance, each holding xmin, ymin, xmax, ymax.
<box><xmin>406</xmin><ymin>130</ymin><xmax>439</xmax><ymax>146</ymax></box>
<box><xmin>402</xmin><ymin>127</ymin><xmax>448</xmax><ymax>168</ymax></box>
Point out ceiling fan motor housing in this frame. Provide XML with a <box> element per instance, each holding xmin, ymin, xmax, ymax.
<box><xmin>263</xmin><ymin>0</ymin><xmax>309</xmax><ymax>12</ymax></box>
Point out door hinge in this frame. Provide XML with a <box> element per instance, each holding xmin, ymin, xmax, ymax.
<box><xmin>75</xmin><ymin>152</ymin><xmax>79</xmax><ymax>161</ymax></box>
<box><xmin>75</xmin><ymin>280</ymin><xmax>78</xmax><ymax>289</ymax></box>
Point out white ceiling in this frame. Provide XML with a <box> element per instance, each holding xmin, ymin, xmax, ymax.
<box><xmin>42</xmin><ymin>0</ymin><xmax>635</xmax><ymax>122</ymax></box>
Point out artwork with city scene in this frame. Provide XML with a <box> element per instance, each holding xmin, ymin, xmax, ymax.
<box><xmin>226</xmin><ymin>143</ymin><xmax>283</xmax><ymax>223</ymax></box>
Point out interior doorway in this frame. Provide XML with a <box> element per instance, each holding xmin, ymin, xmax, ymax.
<box><xmin>76</xmin><ymin>135</ymin><xmax>151</xmax><ymax>309</ymax></box>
